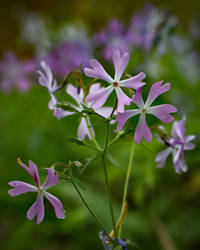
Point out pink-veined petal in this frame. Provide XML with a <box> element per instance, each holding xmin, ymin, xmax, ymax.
<box><xmin>115</xmin><ymin>87</ymin><xmax>131</xmax><ymax>113</ymax></box>
<box><xmin>48</xmin><ymin>93</ymin><xmax>57</xmax><ymax>110</ymax></box>
<box><xmin>44</xmin><ymin>192</ymin><xmax>65</xmax><ymax>219</ymax></box>
<box><xmin>89</xmin><ymin>83</ymin><xmax>102</xmax><ymax>94</ymax></box>
<box><xmin>27</xmin><ymin>195</ymin><xmax>44</xmax><ymax>224</ymax></box>
<box><xmin>28</xmin><ymin>160</ymin><xmax>41</xmax><ymax>187</ymax></box>
<box><xmin>86</xmin><ymin>85</ymin><xmax>113</xmax><ymax>110</ymax></box>
<box><xmin>172</xmin><ymin>148</ymin><xmax>187</xmax><ymax>173</ymax></box>
<box><xmin>8</xmin><ymin>181</ymin><xmax>37</xmax><ymax>196</ymax></box>
<box><xmin>172</xmin><ymin>145</ymin><xmax>182</xmax><ymax>166</ymax></box>
<box><xmin>95</xmin><ymin>107</ymin><xmax>113</xmax><ymax>118</ymax></box>
<box><xmin>171</xmin><ymin>116</ymin><xmax>186</xmax><ymax>140</ymax></box>
<box><xmin>184</xmin><ymin>143</ymin><xmax>195</xmax><ymax>150</ymax></box>
<box><xmin>174</xmin><ymin>159</ymin><xmax>187</xmax><ymax>174</ymax></box>
<box><xmin>145</xmin><ymin>81</ymin><xmax>170</xmax><ymax>107</ymax></box>
<box><xmin>18</xmin><ymin>159</ymin><xmax>40</xmax><ymax>187</ymax></box>
<box><xmin>119</xmin><ymin>72</ymin><xmax>146</xmax><ymax>89</ymax></box>
<box><xmin>84</xmin><ymin>59</ymin><xmax>113</xmax><ymax>83</ymax></box>
<box><xmin>185</xmin><ymin>135</ymin><xmax>195</xmax><ymax>143</ymax></box>
<box><xmin>148</xmin><ymin>104</ymin><xmax>177</xmax><ymax>123</ymax></box>
<box><xmin>132</xmin><ymin>87</ymin><xmax>144</xmax><ymax>108</ymax></box>
<box><xmin>53</xmin><ymin>108</ymin><xmax>73</xmax><ymax>120</ymax></box>
<box><xmin>113</xmin><ymin>50</ymin><xmax>129</xmax><ymax>81</ymax></box>
<box><xmin>134</xmin><ymin>114</ymin><xmax>152</xmax><ymax>144</ymax></box>
<box><xmin>78</xmin><ymin>117</ymin><xmax>95</xmax><ymax>140</ymax></box>
<box><xmin>116</xmin><ymin>109</ymin><xmax>140</xmax><ymax>130</ymax></box>
<box><xmin>184</xmin><ymin>135</ymin><xmax>195</xmax><ymax>150</ymax></box>
<box><xmin>66</xmin><ymin>84</ymin><xmax>84</xmax><ymax>105</ymax></box>
<box><xmin>155</xmin><ymin>148</ymin><xmax>172</xmax><ymax>168</ymax></box>
<box><xmin>43</xmin><ymin>168</ymin><xmax>59</xmax><ymax>190</ymax></box>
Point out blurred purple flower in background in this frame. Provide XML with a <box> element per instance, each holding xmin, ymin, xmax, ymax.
<box><xmin>155</xmin><ymin>116</ymin><xmax>195</xmax><ymax>173</ymax></box>
<box><xmin>93</xmin><ymin>19</ymin><xmax>131</xmax><ymax>61</ymax></box>
<box><xmin>85</xmin><ymin>49</ymin><xmax>146</xmax><ymax>112</ymax></box>
<box><xmin>0</xmin><ymin>52</ymin><xmax>36</xmax><ymax>92</ymax></box>
<box><xmin>45</xmin><ymin>24</ymin><xmax>93</xmax><ymax>78</ymax></box>
<box><xmin>8</xmin><ymin>159</ymin><xmax>65</xmax><ymax>224</ymax></box>
<box><xmin>116</xmin><ymin>81</ymin><xmax>177</xmax><ymax>144</ymax></box>
<box><xmin>127</xmin><ymin>4</ymin><xmax>164</xmax><ymax>52</ymax></box>
<box><xmin>47</xmin><ymin>41</ymin><xmax>93</xmax><ymax>78</ymax></box>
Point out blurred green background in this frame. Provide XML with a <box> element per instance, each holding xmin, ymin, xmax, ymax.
<box><xmin>1</xmin><ymin>1</ymin><xmax>200</xmax><ymax>250</ymax></box>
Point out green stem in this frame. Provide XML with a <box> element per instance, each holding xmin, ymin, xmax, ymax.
<box><xmin>101</xmin><ymin>99</ymin><xmax>118</xmax><ymax>240</ymax></box>
<box><xmin>118</xmin><ymin>141</ymin><xmax>135</xmax><ymax>238</ymax></box>
<box><xmin>85</xmin><ymin>115</ymin><xmax>102</xmax><ymax>151</ymax></box>
<box><xmin>69</xmin><ymin>168</ymin><xmax>113</xmax><ymax>242</ymax></box>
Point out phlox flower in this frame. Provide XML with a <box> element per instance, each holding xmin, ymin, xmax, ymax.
<box><xmin>116</xmin><ymin>81</ymin><xmax>177</xmax><ymax>144</ymax></box>
<box><xmin>84</xmin><ymin>49</ymin><xmax>146</xmax><ymax>113</ymax></box>
<box><xmin>37</xmin><ymin>61</ymin><xmax>70</xmax><ymax>119</ymax></box>
<box><xmin>63</xmin><ymin>83</ymin><xmax>114</xmax><ymax>140</ymax></box>
<box><xmin>8</xmin><ymin>159</ymin><xmax>65</xmax><ymax>224</ymax></box>
<box><xmin>155</xmin><ymin>116</ymin><xmax>195</xmax><ymax>173</ymax></box>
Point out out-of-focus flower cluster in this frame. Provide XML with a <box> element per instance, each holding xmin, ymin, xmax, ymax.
<box><xmin>1</xmin><ymin>4</ymin><xmax>199</xmax><ymax>92</ymax></box>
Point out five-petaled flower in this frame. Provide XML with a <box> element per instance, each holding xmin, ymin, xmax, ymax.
<box><xmin>116</xmin><ymin>81</ymin><xmax>177</xmax><ymax>144</ymax></box>
<box><xmin>155</xmin><ymin>116</ymin><xmax>195</xmax><ymax>173</ymax></box>
<box><xmin>8</xmin><ymin>159</ymin><xmax>65</xmax><ymax>224</ymax></box>
<box><xmin>84</xmin><ymin>49</ymin><xmax>146</xmax><ymax>113</ymax></box>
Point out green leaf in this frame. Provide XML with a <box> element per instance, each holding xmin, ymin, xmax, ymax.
<box><xmin>72</xmin><ymin>177</ymin><xmax>86</xmax><ymax>190</ymax></box>
<box><xmin>80</xmin><ymin>153</ymin><xmax>98</xmax><ymax>174</ymax></box>
<box><xmin>57</xmin><ymin>103</ymin><xmax>78</xmax><ymax>112</ymax></box>
<box><xmin>81</xmin><ymin>105</ymin><xmax>106</xmax><ymax>119</ymax></box>
<box><xmin>69</xmin><ymin>138</ymin><xmax>86</xmax><ymax>146</ymax></box>
<box><xmin>105</xmin><ymin>152</ymin><xmax>121</xmax><ymax>168</ymax></box>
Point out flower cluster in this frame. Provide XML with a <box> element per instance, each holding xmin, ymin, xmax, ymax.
<box><xmin>8</xmin><ymin>46</ymin><xmax>196</xmax><ymax>250</ymax></box>
<box><xmin>155</xmin><ymin>117</ymin><xmax>195</xmax><ymax>173</ymax></box>
<box><xmin>35</xmin><ymin>48</ymin><xmax>196</xmax><ymax>175</ymax></box>
<box><xmin>84</xmin><ymin>49</ymin><xmax>177</xmax><ymax>143</ymax></box>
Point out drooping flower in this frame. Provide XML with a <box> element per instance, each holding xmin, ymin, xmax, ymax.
<box><xmin>61</xmin><ymin>83</ymin><xmax>114</xmax><ymax>140</ymax></box>
<box><xmin>8</xmin><ymin>159</ymin><xmax>65</xmax><ymax>224</ymax></box>
<box><xmin>84</xmin><ymin>49</ymin><xmax>146</xmax><ymax>113</ymax></box>
<box><xmin>116</xmin><ymin>81</ymin><xmax>177</xmax><ymax>144</ymax></box>
<box><xmin>155</xmin><ymin>116</ymin><xmax>195</xmax><ymax>173</ymax></box>
<box><xmin>0</xmin><ymin>52</ymin><xmax>35</xmax><ymax>92</ymax></box>
<box><xmin>37</xmin><ymin>61</ymin><xmax>70</xmax><ymax>119</ymax></box>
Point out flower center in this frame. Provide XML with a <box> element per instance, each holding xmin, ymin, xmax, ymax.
<box><xmin>113</xmin><ymin>82</ymin><xmax>119</xmax><ymax>87</ymax></box>
<box><xmin>141</xmin><ymin>108</ymin><xmax>147</xmax><ymax>113</ymax></box>
<box><xmin>37</xmin><ymin>186</ymin><xmax>44</xmax><ymax>195</ymax></box>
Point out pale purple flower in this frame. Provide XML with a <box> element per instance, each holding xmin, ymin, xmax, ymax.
<box><xmin>8</xmin><ymin>159</ymin><xmax>65</xmax><ymax>224</ymax></box>
<box><xmin>155</xmin><ymin>116</ymin><xmax>195</xmax><ymax>173</ymax></box>
<box><xmin>62</xmin><ymin>83</ymin><xmax>114</xmax><ymax>140</ymax></box>
<box><xmin>84</xmin><ymin>49</ymin><xmax>146</xmax><ymax>113</ymax></box>
<box><xmin>116</xmin><ymin>81</ymin><xmax>177</xmax><ymax>144</ymax></box>
<box><xmin>37</xmin><ymin>61</ymin><xmax>70</xmax><ymax>119</ymax></box>
<box><xmin>0</xmin><ymin>52</ymin><xmax>35</xmax><ymax>92</ymax></box>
